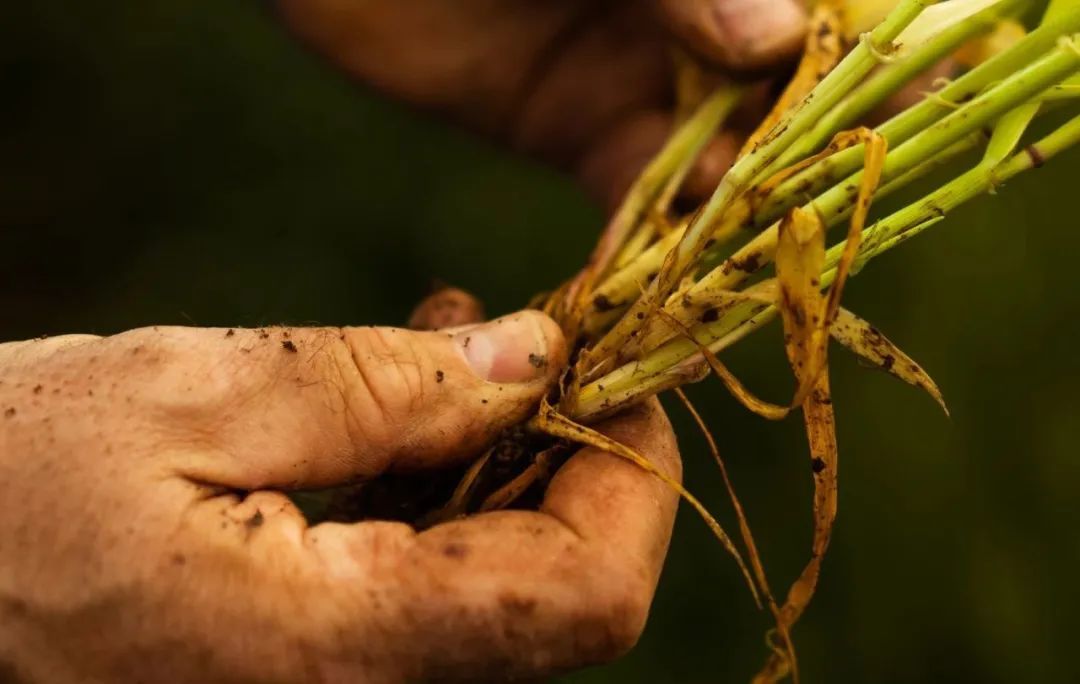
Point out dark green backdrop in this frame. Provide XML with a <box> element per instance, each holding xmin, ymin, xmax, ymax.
<box><xmin>3</xmin><ymin>3</ymin><xmax>1078</xmax><ymax>682</ymax></box>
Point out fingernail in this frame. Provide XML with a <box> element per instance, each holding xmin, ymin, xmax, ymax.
<box><xmin>456</xmin><ymin>312</ymin><xmax>552</xmax><ymax>383</ymax></box>
<box><xmin>709</xmin><ymin>0</ymin><xmax>807</xmax><ymax>70</ymax></box>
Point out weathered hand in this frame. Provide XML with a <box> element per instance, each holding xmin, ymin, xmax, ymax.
<box><xmin>276</xmin><ymin>0</ymin><xmax>808</xmax><ymax>208</ymax></box>
<box><xmin>0</xmin><ymin>308</ymin><xmax>682</xmax><ymax>682</ymax></box>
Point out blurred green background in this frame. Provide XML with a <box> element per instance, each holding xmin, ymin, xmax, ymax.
<box><xmin>3</xmin><ymin>2</ymin><xmax>1078</xmax><ymax>682</ymax></box>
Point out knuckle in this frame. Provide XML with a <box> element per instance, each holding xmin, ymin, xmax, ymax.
<box><xmin>108</xmin><ymin>327</ymin><xmax>264</xmax><ymax>428</ymax></box>
<box><xmin>338</xmin><ymin>327</ymin><xmax>432</xmax><ymax>437</ymax></box>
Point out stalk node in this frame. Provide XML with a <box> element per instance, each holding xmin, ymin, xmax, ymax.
<box><xmin>860</xmin><ymin>31</ymin><xmax>900</xmax><ymax>64</ymax></box>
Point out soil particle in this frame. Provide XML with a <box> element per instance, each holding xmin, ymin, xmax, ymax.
<box><xmin>593</xmin><ymin>294</ymin><xmax>616</xmax><ymax>312</ymax></box>
<box><xmin>528</xmin><ymin>353</ymin><xmax>548</xmax><ymax>369</ymax></box>
<box><xmin>730</xmin><ymin>252</ymin><xmax>761</xmax><ymax>273</ymax></box>
<box><xmin>32</xmin><ymin>385</ymin><xmax>42</xmax><ymax>394</ymax></box>
<box><xmin>281</xmin><ymin>340</ymin><xmax>298</xmax><ymax>353</ymax></box>
<box><xmin>246</xmin><ymin>511</ymin><xmax>264</xmax><ymax>529</ymax></box>
<box><xmin>442</xmin><ymin>542</ymin><xmax>468</xmax><ymax>559</ymax></box>
<box><xmin>499</xmin><ymin>592</ymin><xmax>537</xmax><ymax>616</ymax></box>
<box><xmin>225</xmin><ymin>329</ymin><xmax>235</xmax><ymax>338</ymax></box>
<box><xmin>811</xmin><ymin>457</ymin><xmax>827</xmax><ymax>474</ymax></box>
<box><xmin>435</xmin><ymin>370</ymin><xmax>445</xmax><ymax>383</ymax></box>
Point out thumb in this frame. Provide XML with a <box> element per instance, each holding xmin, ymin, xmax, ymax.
<box><xmin>654</xmin><ymin>0</ymin><xmax>808</xmax><ymax>73</ymax></box>
<box><xmin>138</xmin><ymin>312</ymin><xmax>565</xmax><ymax>490</ymax></box>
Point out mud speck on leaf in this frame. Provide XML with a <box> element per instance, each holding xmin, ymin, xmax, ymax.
<box><xmin>593</xmin><ymin>294</ymin><xmax>616</xmax><ymax>312</ymax></box>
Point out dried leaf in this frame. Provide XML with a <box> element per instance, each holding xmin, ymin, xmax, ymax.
<box><xmin>830</xmin><ymin>307</ymin><xmax>949</xmax><ymax>414</ymax></box>
<box><xmin>478</xmin><ymin>446</ymin><xmax>561</xmax><ymax>512</ymax></box>
<box><xmin>529</xmin><ymin>401</ymin><xmax>762</xmax><ymax>607</ymax></box>
<box><xmin>421</xmin><ymin>448</ymin><xmax>492</xmax><ymax>526</ymax></box>
<box><xmin>759</xmin><ymin>133</ymin><xmax>889</xmax><ymax>679</ymax></box>
<box><xmin>674</xmin><ymin>388</ymin><xmax>794</xmax><ymax>671</ymax></box>
<box><xmin>825</xmin><ymin>130</ymin><xmax>888</xmax><ymax>324</ymax></box>
<box><xmin>753</xmin><ymin>372</ymin><xmax>839</xmax><ymax>684</ymax></box>
<box><xmin>740</xmin><ymin>4</ymin><xmax>846</xmax><ymax>158</ymax></box>
<box><xmin>656</xmin><ymin>308</ymin><xmax>790</xmax><ymax>420</ymax></box>
<box><xmin>776</xmin><ymin>206</ymin><xmax>830</xmax><ymax>408</ymax></box>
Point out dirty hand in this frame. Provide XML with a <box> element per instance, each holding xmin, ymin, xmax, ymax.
<box><xmin>276</xmin><ymin>0</ymin><xmax>808</xmax><ymax>208</ymax></box>
<box><xmin>0</xmin><ymin>306</ymin><xmax>682</xmax><ymax>681</ymax></box>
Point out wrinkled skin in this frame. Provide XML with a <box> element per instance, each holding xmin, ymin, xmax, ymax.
<box><xmin>0</xmin><ymin>2</ymin><xmax>815</xmax><ymax>681</ymax></box>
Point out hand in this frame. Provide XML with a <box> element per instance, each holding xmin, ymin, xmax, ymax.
<box><xmin>0</xmin><ymin>305</ymin><xmax>682</xmax><ymax>682</ymax></box>
<box><xmin>276</xmin><ymin>0</ymin><xmax>808</xmax><ymax>209</ymax></box>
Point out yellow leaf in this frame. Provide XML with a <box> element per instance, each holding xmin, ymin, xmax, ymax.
<box><xmin>830</xmin><ymin>307</ymin><xmax>949</xmax><ymax>414</ymax></box>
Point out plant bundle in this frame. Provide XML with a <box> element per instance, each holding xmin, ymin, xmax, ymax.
<box><xmin>334</xmin><ymin>0</ymin><xmax>1080</xmax><ymax>680</ymax></box>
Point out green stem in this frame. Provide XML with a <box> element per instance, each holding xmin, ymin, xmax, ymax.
<box><xmin>758</xmin><ymin>5</ymin><xmax>1080</xmax><ymax>231</ymax></box>
<box><xmin>573</xmin><ymin>107</ymin><xmax>1080</xmax><ymax>421</ymax></box>
<box><xmin>774</xmin><ymin>0</ymin><xmax>1032</xmax><ymax>171</ymax></box>
<box><xmin>580</xmin><ymin>0</ymin><xmax>933</xmax><ymax>372</ymax></box>
<box><xmin>1046</xmin><ymin>0</ymin><xmax>1071</xmax><ymax>22</ymax></box>
<box><xmin>689</xmin><ymin>39</ymin><xmax>1079</xmax><ymax>303</ymax></box>
<box><xmin>849</xmin><ymin>108</ymin><xmax>1080</xmax><ymax>267</ymax></box>
<box><xmin>634</xmin><ymin>130</ymin><xmax>983</xmax><ymax>351</ymax></box>
<box><xmin>590</xmin><ymin>86</ymin><xmax>742</xmax><ymax>284</ymax></box>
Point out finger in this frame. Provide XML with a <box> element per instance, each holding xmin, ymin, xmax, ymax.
<box><xmin>80</xmin><ymin>313</ymin><xmax>565</xmax><ymax>489</ymax></box>
<box><xmin>407</xmin><ymin>287</ymin><xmax>485</xmax><ymax>331</ymax></box>
<box><xmin>577</xmin><ymin>111</ymin><xmax>741</xmax><ymax>213</ymax></box>
<box><xmin>0</xmin><ymin>334</ymin><xmax>100</xmax><ymax>363</ymax></box>
<box><xmin>273</xmin><ymin>399</ymin><xmax>680</xmax><ymax>680</ymax></box>
<box><xmin>655</xmin><ymin>0</ymin><xmax>808</xmax><ymax>73</ymax></box>
<box><xmin>539</xmin><ymin>398</ymin><xmax>680</xmax><ymax>590</ymax></box>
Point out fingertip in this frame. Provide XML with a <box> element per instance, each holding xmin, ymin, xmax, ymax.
<box><xmin>658</xmin><ymin>0</ymin><xmax>808</xmax><ymax>74</ymax></box>
<box><xmin>407</xmin><ymin>287</ymin><xmax>485</xmax><ymax>331</ymax></box>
